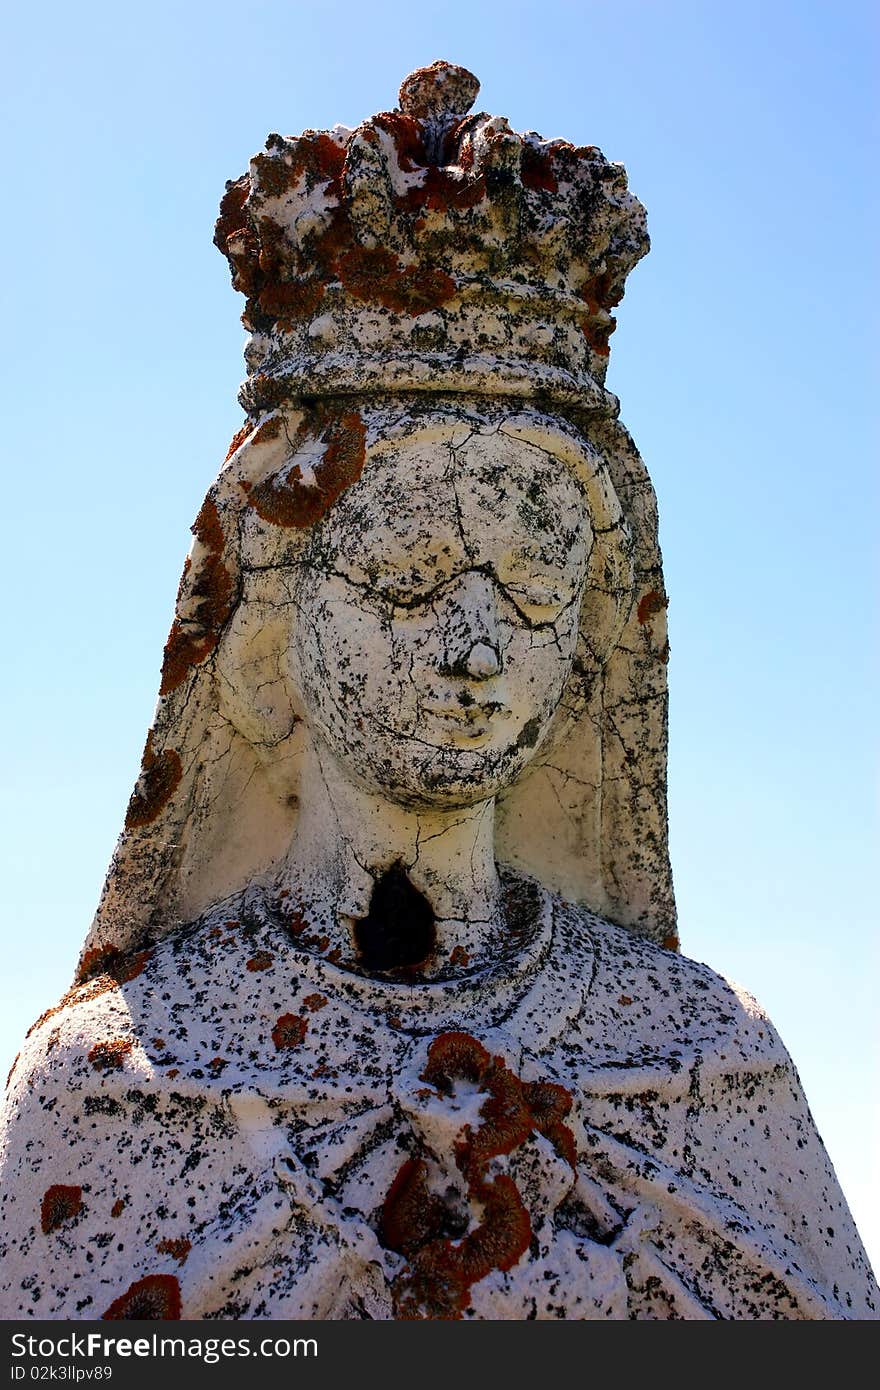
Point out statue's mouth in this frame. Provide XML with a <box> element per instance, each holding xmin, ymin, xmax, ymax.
<box><xmin>422</xmin><ymin>701</ymin><xmax>511</xmax><ymax>740</ymax></box>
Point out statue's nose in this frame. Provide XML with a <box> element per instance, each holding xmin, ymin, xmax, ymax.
<box><xmin>465</xmin><ymin>641</ymin><xmax>500</xmax><ymax>679</ymax></box>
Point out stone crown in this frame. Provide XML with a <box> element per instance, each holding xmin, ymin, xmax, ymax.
<box><xmin>215</xmin><ymin>61</ymin><xmax>649</xmax><ymax>416</ymax></box>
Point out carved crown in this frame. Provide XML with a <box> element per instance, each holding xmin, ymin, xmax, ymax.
<box><xmin>215</xmin><ymin>61</ymin><xmax>649</xmax><ymax>416</ymax></box>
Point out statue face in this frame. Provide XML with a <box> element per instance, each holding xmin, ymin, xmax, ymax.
<box><xmin>289</xmin><ymin>421</ymin><xmax>593</xmax><ymax>808</ymax></box>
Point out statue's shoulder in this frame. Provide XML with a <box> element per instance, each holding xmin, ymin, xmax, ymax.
<box><xmin>3</xmin><ymin>898</ymin><xmax>258</xmax><ymax>1113</ymax></box>
<box><xmin>555</xmin><ymin>896</ymin><xmax>788</xmax><ymax>1071</ymax></box>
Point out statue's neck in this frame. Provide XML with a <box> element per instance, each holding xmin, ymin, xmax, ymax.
<box><xmin>278</xmin><ymin>736</ymin><xmax>504</xmax><ymax>978</ymax></box>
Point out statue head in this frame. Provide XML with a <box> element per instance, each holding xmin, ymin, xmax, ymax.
<box><xmin>79</xmin><ymin>64</ymin><xmax>675</xmax><ymax>978</ymax></box>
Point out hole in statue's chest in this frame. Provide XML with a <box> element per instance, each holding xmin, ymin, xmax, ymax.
<box><xmin>354</xmin><ymin>865</ymin><xmax>437</xmax><ymax>975</ymax></box>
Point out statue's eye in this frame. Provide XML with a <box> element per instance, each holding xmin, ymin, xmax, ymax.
<box><xmin>504</xmin><ymin>582</ymin><xmax>568</xmax><ymax>618</ymax></box>
<box><xmin>374</xmin><ymin>570</ymin><xmax>433</xmax><ymax>607</ymax></box>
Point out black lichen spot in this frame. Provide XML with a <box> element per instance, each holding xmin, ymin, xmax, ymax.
<box><xmin>517</xmin><ymin>717</ymin><xmax>541</xmax><ymax>749</ymax></box>
<box><xmin>354</xmin><ymin>866</ymin><xmax>436</xmax><ymax>974</ymax></box>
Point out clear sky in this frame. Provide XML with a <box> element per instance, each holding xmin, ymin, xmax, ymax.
<box><xmin>2</xmin><ymin>0</ymin><xmax>877</xmax><ymax>1273</ymax></box>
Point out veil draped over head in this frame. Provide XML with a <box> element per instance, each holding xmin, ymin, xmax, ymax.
<box><xmin>77</xmin><ymin>62</ymin><xmax>675</xmax><ymax>978</ymax></box>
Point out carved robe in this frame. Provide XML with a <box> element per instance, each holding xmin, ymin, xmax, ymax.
<box><xmin>2</xmin><ymin>871</ymin><xmax>875</xmax><ymax>1320</ymax></box>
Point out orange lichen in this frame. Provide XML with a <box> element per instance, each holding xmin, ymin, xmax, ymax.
<box><xmin>449</xmin><ymin>945</ymin><xmax>470</xmax><ymax>967</ymax></box>
<box><xmin>397</xmin><ymin>166</ymin><xmax>485</xmax><ymax>213</ymax></box>
<box><xmin>271</xmin><ymin>1013</ymin><xmax>308</xmax><ymax>1051</ymax></box>
<box><xmin>520</xmin><ymin>144</ymin><xmax>558</xmax><ymax>194</ymax></box>
<box><xmin>159</xmin><ymin>497</ymin><xmax>235</xmax><ymax>696</ymax></box>
<box><xmin>41</xmin><ymin>1184</ymin><xmax>82</xmax><ymax>1235</ymax></box>
<box><xmin>248</xmin><ymin>408</ymin><xmax>366</xmax><ymax>529</ymax></box>
<box><xmin>124</xmin><ymin>733</ymin><xmax>183</xmax><ymax>829</ymax></box>
<box><xmin>87</xmin><ymin>1038</ymin><xmax>134</xmax><ymax>1073</ymax></box>
<box><xmin>370</xmin><ymin>111</ymin><xmax>428</xmax><ymax>171</ymax></box>
<box><xmin>618</xmin><ymin>994</ymin><xmax>633</xmax><ymax>1006</ymax></box>
<box><xmin>102</xmin><ymin>1274</ymin><xmax>181</xmax><ymax>1321</ymax></box>
<box><xmin>77</xmin><ymin>943</ymin><xmax>123</xmax><ymax>981</ymax></box>
<box><xmin>384</xmin><ymin>1031</ymin><xmax>577</xmax><ymax>1318</ymax></box>
<box><xmin>302</xmin><ymin>993</ymin><xmax>328</xmax><ymax>1012</ymax></box>
<box><xmin>257</xmin><ymin>277</ymin><xmax>325</xmax><ymax>325</ymax></box>
<box><xmin>156</xmin><ymin>1237</ymin><xmax>192</xmax><ymax>1266</ymax></box>
<box><xmin>662</xmin><ymin>933</ymin><xmax>680</xmax><ymax>952</ymax></box>
<box><xmin>580</xmin><ymin>317</ymin><xmax>615</xmax><ymax>357</ymax></box>
<box><xmin>213</xmin><ymin>175</ymin><xmax>250</xmax><ymax>254</ymax></box>
<box><xmin>224</xmin><ymin>419</ymin><xmax>255</xmax><ymax>462</ymax></box>
<box><xmin>246</xmin><ymin>951</ymin><xmax>274</xmax><ymax>972</ymax></box>
<box><xmin>111</xmin><ymin>1199</ymin><xmax>126</xmax><ymax>1219</ymax></box>
<box><xmin>73</xmin><ymin>943</ymin><xmax>153</xmax><ymax>989</ymax></box>
<box><xmin>207</xmin><ymin>1057</ymin><xmax>228</xmax><ymax>1077</ymax></box>
<box><xmin>335</xmin><ymin>245</ymin><xmax>456</xmax><ymax>316</ymax></box>
<box><xmin>380</xmin><ymin>1158</ymin><xmax>446</xmax><ymax>1258</ymax></box>
<box><xmin>637</xmin><ymin>589</ymin><xmax>668</xmax><ymax>625</ymax></box>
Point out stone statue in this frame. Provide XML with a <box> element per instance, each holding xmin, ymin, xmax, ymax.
<box><xmin>1</xmin><ymin>63</ymin><xmax>875</xmax><ymax>1321</ymax></box>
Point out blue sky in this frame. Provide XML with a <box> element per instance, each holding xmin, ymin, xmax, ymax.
<box><xmin>2</xmin><ymin>1</ymin><xmax>877</xmax><ymax>1270</ymax></box>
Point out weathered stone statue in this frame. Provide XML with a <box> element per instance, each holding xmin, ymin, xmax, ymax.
<box><xmin>1</xmin><ymin>63</ymin><xmax>876</xmax><ymax>1320</ymax></box>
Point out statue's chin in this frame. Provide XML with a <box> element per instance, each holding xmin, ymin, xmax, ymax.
<box><xmin>322</xmin><ymin>728</ymin><xmax>540</xmax><ymax>811</ymax></box>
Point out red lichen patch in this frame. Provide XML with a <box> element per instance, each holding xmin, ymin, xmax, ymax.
<box><xmin>618</xmin><ymin>994</ymin><xmax>633</xmax><ymax>1007</ymax></box>
<box><xmin>102</xmin><ymin>1274</ymin><xmax>181</xmax><ymax>1321</ymax></box>
<box><xmin>246</xmin><ymin>951</ymin><xmax>274</xmax><ymax>972</ymax></box>
<box><xmin>75</xmin><ymin>943</ymin><xmax>153</xmax><ymax>989</ymax></box>
<box><xmin>206</xmin><ymin>1057</ymin><xmax>228</xmax><ymax>1077</ymax></box>
<box><xmin>579</xmin><ymin>270</ymin><xmax>624</xmax><ymax>316</ymax></box>
<box><xmin>302</xmin><ymin>993</ymin><xmax>327</xmax><ymax>1012</ymax></box>
<box><xmin>398</xmin><ymin>166</ymin><xmax>485</xmax><ymax>214</ymax></box>
<box><xmin>523</xmin><ymin>1080</ymin><xmax>578</xmax><ymax>1171</ymax></box>
<box><xmin>160</xmin><ymin>497</ymin><xmax>236</xmax><ymax>696</ymax></box>
<box><xmin>257</xmin><ymin>276</ymin><xmax>325</xmax><ymax>325</ymax></box>
<box><xmin>88</xmin><ymin>1038</ymin><xmax>134</xmax><ymax>1073</ymax></box>
<box><xmin>246</xmin><ymin>415</ymin><xmax>283</xmax><ymax>447</ymax></box>
<box><xmin>397</xmin><ymin>62</ymin><xmax>480</xmax><ymax>123</ymax></box>
<box><xmin>422</xmin><ymin>1032</ymin><xmax>491</xmax><ymax>1090</ymax></box>
<box><xmin>124</xmin><ymin>733</ymin><xmax>183</xmax><ymax>829</ymax></box>
<box><xmin>166</xmin><ymin>1068</ymin><xmax>179</xmax><ymax>1079</ymax></box>
<box><xmin>5</xmin><ymin>1052</ymin><xmax>19</xmax><ymax>1089</ymax></box>
<box><xmin>252</xmin><ymin>132</ymin><xmax>346</xmax><ymax>199</ymax></box>
<box><xmin>380</xmin><ymin>1158</ymin><xmax>446</xmax><ymax>1258</ymax></box>
<box><xmin>116</xmin><ymin>950</ymin><xmax>153</xmax><ymax>983</ymax></box>
<box><xmin>214</xmin><ymin>175</ymin><xmax>250</xmax><ymax>254</ymax></box>
<box><xmin>111</xmin><ymin>1199</ymin><xmax>126</xmax><ymax>1219</ymax></box>
<box><xmin>224</xmin><ymin>419</ymin><xmax>255</xmax><ymax>462</ymax></box>
<box><xmin>387</xmin><ymin>1013</ymin><xmax>402</xmax><ymax>1030</ymax></box>
<box><xmin>334</xmin><ymin>244</ymin><xmax>397</xmax><ymax>300</ymax></box>
<box><xmin>384</xmin><ymin>1031</ymin><xmax>577</xmax><ymax>1318</ymax></box>
<box><xmin>77</xmin><ymin>943</ymin><xmax>123</xmax><ymax>982</ymax></box>
<box><xmin>383</xmin><ymin>265</ymin><xmax>457</xmax><ymax>316</ymax></box>
<box><xmin>636</xmin><ymin>589</ymin><xmax>668</xmax><ymax>625</ymax></box>
<box><xmin>152</xmin><ymin>1037</ymin><xmax>166</xmax><ymax>1049</ymax></box>
<box><xmin>40</xmin><ymin>1184</ymin><xmax>82</xmax><ymax>1234</ymax></box>
<box><xmin>521</xmin><ymin>144</ymin><xmax>558</xmax><ymax>194</ymax></box>
<box><xmin>335</xmin><ymin>245</ymin><xmax>456</xmax><ymax>316</ymax></box>
<box><xmin>271</xmin><ymin>1013</ymin><xmax>308</xmax><ymax>1051</ymax></box>
<box><xmin>580</xmin><ymin>317</ymin><xmax>615</xmax><ymax>357</ymax></box>
<box><xmin>156</xmin><ymin>1237</ymin><xmax>192</xmax><ymax>1266</ymax></box>
<box><xmin>248</xmin><ymin>408</ymin><xmax>366</xmax><ymax>530</ymax></box>
<box><xmin>370</xmin><ymin>111</ymin><xmax>428</xmax><ymax>172</ymax></box>
<box><xmin>662</xmin><ymin>933</ymin><xmax>680</xmax><ymax>952</ymax></box>
<box><xmin>311</xmin><ymin>1062</ymin><xmax>338</xmax><ymax>1080</ymax></box>
<box><xmin>449</xmin><ymin>945</ymin><xmax>470</xmax><ymax>968</ymax></box>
